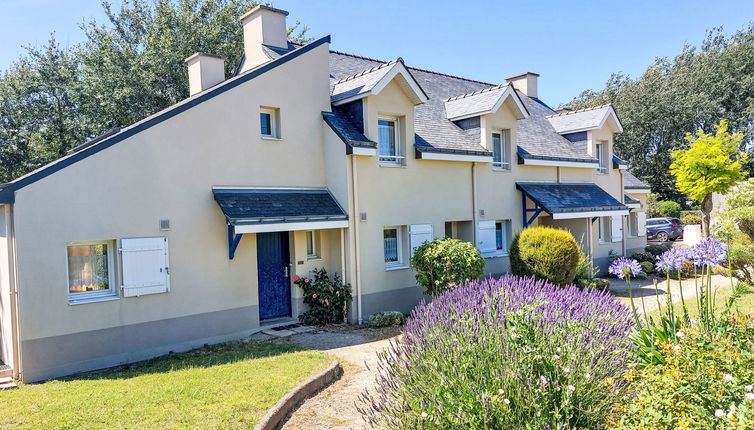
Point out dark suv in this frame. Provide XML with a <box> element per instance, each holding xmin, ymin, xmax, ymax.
<box><xmin>646</xmin><ymin>217</ymin><xmax>685</xmax><ymax>242</ymax></box>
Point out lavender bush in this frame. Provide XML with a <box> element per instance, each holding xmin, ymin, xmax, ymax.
<box><xmin>360</xmin><ymin>275</ymin><xmax>635</xmax><ymax>429</ymax></box>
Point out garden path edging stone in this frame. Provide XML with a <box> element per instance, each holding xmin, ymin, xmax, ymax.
<box><xmin>253</xmin><ymin>360</ymin><xmax>342</xmax><ymax>430</ymax></box>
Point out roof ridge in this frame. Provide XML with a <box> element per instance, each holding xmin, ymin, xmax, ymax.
<box><xmin>444</xmin><ymin>83</ymin><xmax>510</xmax><ymax>102</ymax></box>
<box><xmin>329</xmin><ymin>49</ymin><xmax>496</xmax><ymax>86</ymax></box>
<box><xmin>331</xmin><ymin>58</ymin><xmax>400</xmax><ymax>85</ymax></box>
<box><xmin>545</xmin><ymin>103</ymin><xmax>612</xmax><ymax>118</ymax></box>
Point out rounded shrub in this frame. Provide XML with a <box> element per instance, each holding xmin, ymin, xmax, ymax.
<box><xmin>360</xmin><ymin>275</ymin><xmax>634</xmax><ymax>429</ymax></box>
<box><xmin>369</xmin><ymin>311</ymin><xmax>404</xmax><ymax>327</ymax></box>
<box><xmin>510</xmin><ymin>226</ymin><xmax>580</xmax><ymax>286</ymax></box>
<box><xmin>640</xmin><ymin>261</ymin><xmax>654</xmax><ymax>274</ymax></box>
<box><xmin>656</xmin><ymin>200</ymin><xmax>682</xmax><ymax>218</ymax></box>
<box><xmin>681</xmin><ymin>213</ymin><xmax>702</xmax><ymax>225</ymax></box>
<box><xmin>410</xmin><ymin>238</ymin><xmax>484</xmax><ymax>296</ymax></box>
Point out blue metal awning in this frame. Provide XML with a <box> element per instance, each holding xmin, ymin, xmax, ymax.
<box><xmin>213</xmin><ymin>188</ymin><xmax>348</xmax><ymax>259</ymax></box>
<box><xmin>516</xmin><ymin>182</ymin><xmax>629</xmax><ymax>227</ymax></box>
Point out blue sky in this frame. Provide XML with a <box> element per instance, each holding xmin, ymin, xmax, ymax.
<box><xmin>2</xmin><ymin>0</ymin><xmax>754</xmax><ymax>106</ymax></box>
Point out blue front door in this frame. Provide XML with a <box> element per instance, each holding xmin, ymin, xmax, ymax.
<box><xmin>257</xmin><ymin>231</ymin><xmax>291</xmax><ymax>320</ymax></box>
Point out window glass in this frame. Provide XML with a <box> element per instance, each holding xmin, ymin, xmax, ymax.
<box><xmin>306</xmin><ymin>230</ymin><xmax>320</xmax><ymax>259</ymax></box>
<box><xmin>596</xmin><ymin>143</ymin><xmax>607</xmax><ymax>173</ymax></box>
<box><xmin>495</xmin><ymin>222</ymin><xmax>503</xmax><ymax>250</ymax></box>
<box><xmin>384</xmin><ymin>228</ymin><xmax>399</xmax><ymax>263</ymax></box>
<box><xmin>260</xmin><ymin>112</ymin><xmax>272</xmax><ymax>136</ymax></box>
<box><xmin>378</xmin><ymin>119</ymin><xmax>399</xmax><ymax>163</ymax></box>
<box><xmin>492</xmin><ymin>133</ymin><xmax>502</xmax><ymax>166</ymax></box>
<box><xmin>67</xmin><ymin>243</ymin><xmax>111</xmax><ymax>294</ymax></box>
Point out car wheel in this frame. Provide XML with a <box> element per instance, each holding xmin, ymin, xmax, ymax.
<box><xmin>657</xmin><ymin>231</ymin><xmax>669</xmax><ymax>242</ymax></box>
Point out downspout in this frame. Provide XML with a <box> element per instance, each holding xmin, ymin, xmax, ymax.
<box><xmin>350</xmin><ymin>156</ymin><xmax>363</xmax><ymax>324</ymax></box>
<box><xmin>620</xmin><ymin>170</ymin><xmax>627</xmax><ymax>256</ymax></box>
<box><xmin>340</xmin><ymin>227</ymin><xmax>347</xmax><ymax>323</ymax></box>
<box><xmin>471</xmin><ymin>162</ymin><xmax>478</xmax><ymax>246</ymax></box>
<box><xmin>7</xmin><ymin>205</ymin><xmax>21</xmax><ymax>380</ymax></box>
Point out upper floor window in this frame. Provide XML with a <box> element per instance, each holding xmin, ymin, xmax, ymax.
<box><xmin>596</xmin><ymin>142</ymin><xmax>607</xmax><ymax>174</ymax></box>
<box><xmin>492</xmin><ymin>130</ymin><xmax>511</xmax><ymax>170</ymax></box>
<box><xmin>260</xmin><ymin>107</ymin><xmax>279</xmax><ymax>139</ymax></box>
<box><xmin>378</xmin><ymin>117</ymin><xmax>402</xmax><ymax>165</ymax></box>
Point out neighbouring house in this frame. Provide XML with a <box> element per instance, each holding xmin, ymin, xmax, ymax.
<box><xmin>0</xmin><ymin>5</ymin><xmax>649</xmax><ymax>381</ymax></box>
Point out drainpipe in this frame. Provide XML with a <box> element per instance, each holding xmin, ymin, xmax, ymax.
<box><xmin>7</xmin><ymin>205</ymin><xmax>21</xmax><ymax>380</ymax></box>
<box><xmin>620</xmin><ymin>170</ymin><xmax>627</xmax><ymax>256</ymax></box>
<box><xmin>350</xmin><ymin>156</ymin><xmax>363</xmax><ymax>324</ymax></box>
<box><xmin>471</xmin><ymin>162</ymin><xmax>478</xmax><ymax>246</ymax></box>
<box><xmin>339</xmin><ymin>227</ymin><xmax>347</xmax><ymax>323</ymax></box>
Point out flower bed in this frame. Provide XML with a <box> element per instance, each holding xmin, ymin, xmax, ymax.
<box><xmin>360</xmin><ymin>275</ymin><xmax>634</xmax><ymax>429</ymax></box>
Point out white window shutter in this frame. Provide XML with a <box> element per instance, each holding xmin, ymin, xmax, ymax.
<box><xmin>611</xmin><ymin>215</ymin><xmax>623</xmax><ymax>242</ymax></box>
<box><xmin>477</xmin><ymin>220</ymin><xmax>496</xmax><ymax>254</ymax></box>
<box><xmin>637</xmin><ymin>212</ymin><xmax>647</xmax><ymax>237</ymax></box>
<box><xmin>409</xmin><ymin>224</ymin><xmax>433</xmax><ymax>257</ymax></box>
<box><xmin>121</xmin><ymin>237</ymin><xmax>170</xmax><ymax>297</ymax></box>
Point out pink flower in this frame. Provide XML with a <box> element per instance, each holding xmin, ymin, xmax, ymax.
<box><xmin>312</xmin><ymin>294</ymin><xmax>317</xmax><ymax>299</ymax></box>
<box><xmin>305</xmin><ymin>278</ymin><xmax>310</xmax><ymax>283</ymax></box>
<box><xmin>324</xmin><ymin>298</ymin><xmax>330</xmax><ymax>306</ymax></box>
<box><xmin>293</xmin><ymin>275</ymin><xmax>301</xmax><ymax>281</ymax></box>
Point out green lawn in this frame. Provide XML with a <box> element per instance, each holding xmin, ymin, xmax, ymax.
<box><xmin>650</xmin><ymin>282</ymin><xmax>754</xmax><ymax>320</ymax></box>
<box><xmin>0</xmin><ymin>340</ymin><xmax>332</xmax><ymax>429</ymax></box>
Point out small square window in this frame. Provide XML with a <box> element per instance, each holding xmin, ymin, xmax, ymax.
<box><xmin>260</xmin><ymin>107</ymin><xmax>279</xmax><ymax>138</ymax></box>
<box><xmin>67</xmin><ymin>241</ymin><xmax>117</xmax><ymax>303</ymax></box>
<box><xmin>306</xmin><ymin>230</ymin><xmax>320</xmax><ymax>260</ymax></box>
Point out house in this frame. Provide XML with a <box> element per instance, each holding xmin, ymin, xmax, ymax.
<box><xmin>0</xmin><ymin>6</ymin><xmax>649</xmax><ymax>381</ymax></box>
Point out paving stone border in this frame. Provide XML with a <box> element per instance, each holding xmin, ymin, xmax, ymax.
<box><xmin>254</xmin><ymin>360</ymin><xmax>343</xmax><ymax>430</ymax></box>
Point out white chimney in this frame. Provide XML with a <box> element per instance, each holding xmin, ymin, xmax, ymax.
<box><xmin>185</xmin><ymin>53</ymin><xmax>226</xmax><ymax>96</ymax></box>
<box><xmin>240</xmin><ymin>5</ymin><xmax>289</xmax><ymax>72</ymax></box>
<box><xmin>505</xmin><ymin>72</ymin><xmax>540</xmax><ymax>99</ymax></box>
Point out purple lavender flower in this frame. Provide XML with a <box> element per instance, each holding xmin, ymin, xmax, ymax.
<box><xmin>609</xmin><ymin>258</ymin><xmax>642</xmax><ymax>279</ymax></box>
<box><xmin>655</xmin><ymin>247</ymin><xmax>686</xmax><ymax>272</ymax></box>
<box><xmin>689</xmin><ymin>236</ymin><xmax>728</xmax><ymax>267</ymax></box>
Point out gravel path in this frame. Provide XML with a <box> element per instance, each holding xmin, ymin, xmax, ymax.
<box><xmin>280</xmin><ymin>326</ymin><xmax>398</xmax><ymax>430</ymax></box>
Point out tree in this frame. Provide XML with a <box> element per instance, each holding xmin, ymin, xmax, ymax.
<box><xmin>410</xmin><ymin>238</ymin><xmax>484</xmax><ymax>296</ymax></box>
<box><xmin>670</xmin><ymin>119</ymin><xmax>747</xmax><ymax>236</ymax></box>
<box><xmin>0</xmin><ymin>0</ymin><xmax>311</xmax><ymax>182</ymax></box>
<box><xmin>565</xmin><ymin>26</ymin><xmax>754</xmax><ymax>203</ymax></box>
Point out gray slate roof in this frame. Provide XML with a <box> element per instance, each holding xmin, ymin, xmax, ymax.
<box><xmin>546</xmin><ymin>105</ymin><xmax>612</xmax><ymax>134</ymax></box>
<box><xmin>444</xmin><ymin>84</ymin><xmax>512</xmax><ymax>120</ymax></box>
<box><xmin>213</xmin><ymin>188</ymin><xmax>347</xmax><ymax>223</ymax></box>
<box><xmin>322</xmin><ymin>111</ymin><xmax>376</xmax><ymax>151</ymax></box>
<box><xmin>516</xmin><ymin>182</ymin><xmax>627</xmax><ymax>214</ymax></box>
<box><xmin>330</xmin><ymin>60</ymin><xmax>398</xmax><ymax>103</ymax></box>
<box><xmin>624</xmin><ymin>170</ymin><xmax>651</xmax><ymax>190</ymax></box>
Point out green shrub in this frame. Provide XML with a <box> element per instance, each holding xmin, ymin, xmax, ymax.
<box><xmin>630</xmin><ymin>252</ymin><xmax>655</xmax><ymax>264</ymax></box>
<box><xmin>293</xmin><ymin>268</ymin><xmax>352</xmax><ymax>325</ymax></box>
<box><xmin>574</xmin><ymin>250</ymin><xmax>599</xmax><ymax>282</ymax></box>
<box><xmin>646</xmin><ymin>193</ymin><xmax>660</xmax><ymax>217</ymax></box>
<box><xmin>639</xmin><ymin>261</ymin><xmax>654</xmax><ymax>274</ymax></box>
<box><xmin>613</xmin><ymin>317</ymin><xmax>754</xmax><ymax>429</ymax></box>
<box><xmin>410</xmin><ymin>238</ymin><xmax>484</xmax><ymax>296</ymax></box>
<box><xmin>645</xmin><ymin>242</ymin><xmax>673</xmax><ymax>256</ymax></box>
<box><xmin>576</xmin><ymin>278</ymin><xmax>611</xmax><ymax>290</ymax></box>
<box><xmin>369</xmin><ymin>311</ymin><xmax>404</xmax><ymax>327</ymax></box>
<box><xmin>510</xmin><ymin>226</ymin><xmax>581</xmax><ymax>286</ymax></box>
<box><xmin>656</xmin><ymin>200</ymin><xmax>682</xmax><ymax>218</ymax></box>
<box><xmin>681</xmin><ymin>213</ymin><xmax>702</xmax><ymax>225</ymax></box>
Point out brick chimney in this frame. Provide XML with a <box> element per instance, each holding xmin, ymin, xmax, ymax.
<box><xmin>505</xmin><ymin>72</ymin><xmax>540</xmax><ymax>99</ymax></box>
<box><xmin>240</xmin><ymin>5</ymin><xmax>289</xmax><ymax>72</ymax></box>
<box><xmin>185</xmin><ymin>53</ymin><xmax>226</xmax><ymax>96</ymax></box>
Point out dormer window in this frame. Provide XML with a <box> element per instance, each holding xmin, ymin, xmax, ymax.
<box><xmin>596</xmin><ymin>142</ymin><xmax>607</xmax><ymax>174</ymax></box>
<box><xmin>260</xmin><ymin>107</ymin><xmax>280</xmax><ymax>139</ymax></box>
<box><xmin>378</xmin><ymin>117</ymin><xmax>402</xmax><ymax>165</ymax></box>
<box><xmin>492</xmin><ymin>130</ymin><xmax>511</xmax><ymax>170</ymax></box>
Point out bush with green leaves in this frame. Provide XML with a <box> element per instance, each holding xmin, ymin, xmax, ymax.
<box><xmin>510</xmin><ymin>226</ymin><xmax>581</xmax><ymax>286</ymax></box>
<box><xmin>639</xmin><ymin>261</ymin><xmax>654</xmax><ymax>274</ymax></box>
<box><xmin>410</xmin><ymin>238</ymin><xmax>484</xmax><ymax>296</ymax></box>
<box><xmin>613</xmin><ymin>317</ymin><xmax>754</xmax><ymax>429</ymax></box>
<box><xmin>630</xmin><ymin>252</ymin><xmax>655</xmax><ymax>264</ymax></box>
<box><xmin>293</xmin><ymin>268</ymin><xmax>352</xmax><ymax>325</ymax></box>
<box><xmin>656</xmin><ymin>200</ymin><xmax>682</xmax><ymax>218</ymax></box>
<box><xmin>681</xmin><ymin>213</ymin><xmax>702</xmax><ymax>225</ymax></box>
<box><xmin>645</xmin><ymin>242</ymin><xmax>673</xmax><ymax>256</ymax></box>
<box><xmin>369</xmin><ymin>311</ymin><xmax>404</xmax><ymax>327</ymax></box>
<box><xmin>712</xmin><ymin>180</ymin><xmax>754</xmax><ymax>282</ymax></box>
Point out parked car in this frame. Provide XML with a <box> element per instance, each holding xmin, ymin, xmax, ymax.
<box><xmin>646</xmin><ymin>217</ymin><xmax>685</xmax><ymax>242</ymax></box>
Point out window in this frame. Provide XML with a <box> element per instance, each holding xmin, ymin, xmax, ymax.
<box><xmin>596</xmin><ymin>142</ymin><xmax>608</xmax><ymax>174</ymax></box>
<box><xmin>378</xmin><ymin>117</ymin><xmax>402</xmax><ymax>165</ymax></box>
<box><xmin>260</xmin><ymin>107</ymin><xmax>279</xmax><ymax>138</ymax></box>
<box><xmin>67</xmin><ymin>241</ymin><xmax>116</xmax><ymax>303</ymax></box>
<box><xmin>306</xmin><ymin>230</ymin><xmax>320</xmax><ymax>260</ymax></box>
<box><xmin>628</xmin><ymin>212</ymin><xmax>639</xmax><ymax>236</ymax></box>
<box><xmin>478</xmin><ymin>220</ymin><xmax>510</xmax><ymax>257</ymax></box>
<box><xmin>598</xmin><ymin>217</ymin><xmax>611</xmax><ymax>243</ymax></box>
<box><xmin>492</xmin><ymin>130</ymin><xmax>511</xmax><ymax>170</ymax></box>
<box><xmin>384</xmin><ymin>226</ymin><xmax>404</xmax><ymax>268</ymax></box>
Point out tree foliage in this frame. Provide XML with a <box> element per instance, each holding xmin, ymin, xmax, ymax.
<box><xmin>566</xmin><ymin>26</ymin><xmax>754</xmax><ymax>202</ymax></box>
<box><xmin>410</xmin><ymin>238</ymin><xmax>485</xmax><ymax>296</ymax></box>
<box><xmin>0</xmin><ymin>0</ymin><xmax>311</xmax><ymax>182</ymax></box>
<box><xmin>671</xmin><ymin>119</ymin><xmax>747</xmax><ymax>235</ymax></box>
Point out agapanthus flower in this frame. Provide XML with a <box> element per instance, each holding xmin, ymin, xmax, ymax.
<box><xmin>689</xmin><ymin>236</ymin><xmax>728</xmax><ymax>267</ymax></box>
<box><xmin>609</xmin><ymin>258</ymin><xmax>642</xmax><ymax>279</ymax></box>
<box><xmin>655</xmin><ymin>247</ymin><xmax>686</xmax><ymax>272</ymax></box>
